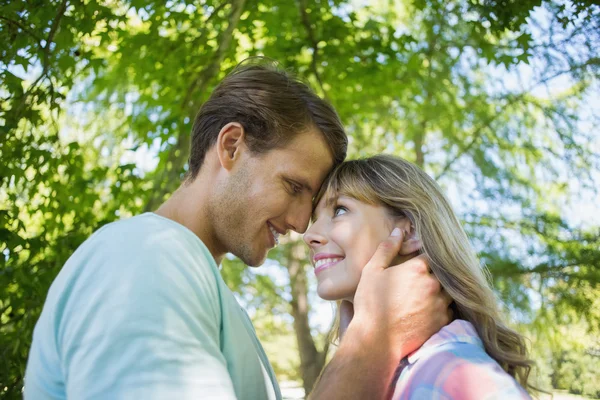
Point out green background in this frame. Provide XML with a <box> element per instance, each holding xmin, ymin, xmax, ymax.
<box><xmin>1</xmin><ymin>0</ymin><xmax>599</xmax><ymax>398</ymax></box>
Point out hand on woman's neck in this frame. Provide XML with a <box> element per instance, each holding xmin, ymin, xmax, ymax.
<box><xmin>394</xmin><ymin>251</ymin><xmax>420</xmax><ymax>266</ymax></box>
<box><xmin>339</xmin><ymin>300</ymin><xmax>354</xmax><ymax>341</ymax></box>
<box><xmin>340</xmin><ymin>251</ymin><xmax>423</xmax><ymax>340</ymax></box>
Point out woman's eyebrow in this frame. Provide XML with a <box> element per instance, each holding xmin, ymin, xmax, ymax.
<box><xmin>311</xmin><ymin>194</ymin><xmax>337</xmax><ymax>222</ymax></box>
<box><xmin>325</xmin><ymin>193</ymin><xmax>339</xmax><ymax>207</ymax></box>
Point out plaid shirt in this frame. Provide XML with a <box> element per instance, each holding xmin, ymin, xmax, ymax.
<box><xmin>391</xmin><ymin>319</ymin><xmax>531</xmax><ymax>400</ymax></box>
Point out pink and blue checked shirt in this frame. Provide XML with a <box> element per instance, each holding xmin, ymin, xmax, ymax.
<box><xmin>391</xmin><ymin>319</ymin><xmax>531</xmax><ymax>400</ymax></box>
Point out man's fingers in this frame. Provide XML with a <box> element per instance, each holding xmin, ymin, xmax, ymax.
<box><xmin>339</xmin><ymin>300</ymin><xmax>354</xmax><ymax>341</ymax></box>
<box><xmin>392</xmin><ymin>253</ymin><xmax>430</xmax><ymax>273</ymax></box>
<box><xmin>363</xmin><ymin>228</ymin><xmax>404</xmax><ymax>271</ymax></box>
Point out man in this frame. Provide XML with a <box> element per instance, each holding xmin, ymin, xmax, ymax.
<box><xmin>25</xmin><ymin>62</ymin><xmax>450</xmax><ymax>399</ymax></box>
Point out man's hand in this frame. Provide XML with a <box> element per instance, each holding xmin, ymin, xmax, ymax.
<box><xmin>338</xmin><ymin>300</ymin><xmax>354</xmax><ymax>341</ymax></box>
<box><xmin>351</xmin><ymin>228</ymin><xmax>452</xmax><ymax>360</ymax></box>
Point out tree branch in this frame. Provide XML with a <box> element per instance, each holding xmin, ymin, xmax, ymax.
<box><xmin>297</xmin><ymin>0</ymin><xmax>327</xmax><ymax>97</ymax></box>
<box><xmin>154</xmin><ymin>3</ymin><xmax>230</xmax><ymax>79</ymax></box>
<box><xmin>45</xmin><ymin>0</ymin><xmax>69</xmax><ymax>54</ymax></box>
<box><xmin>181</xmin><ymin>0</ymin><xmax>246</xmax><ymax>112</ymax></box>
<box><xmin>11</xmin><ymin>0</ymin><xmax>69</xmax><ymax>120</ymax></box>
<box><xmin>415</xmin><ymin>14</ymin><xmax>442</xmax><ymax>168</ymax></box>
<box><xmin>510</xmin><ymin>262</ymin><xmax>591</xmax><ymax>278</ymax></box>
<box><xmin>144</xmin><ymin>0</ymin><xmax>247</xmax><ymax>212</ymax></box>
<box><xmin>435</xmin><ymin>61</ymin><xmax>598</xmax><ymax>180</ymax></box>
<box><xmin>0</xmin><ymin>15</ymin><xmax>43</xmax><ymax>45</ymax></box>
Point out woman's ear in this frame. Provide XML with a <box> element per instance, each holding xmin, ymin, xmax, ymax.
<box><xmin>395</xmin><ymin>218</ymin><xmax>422</xmax><ymax>255</ymax></box>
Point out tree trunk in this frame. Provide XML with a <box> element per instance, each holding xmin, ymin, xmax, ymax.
<box><xmin>286</xmin><ymin>243</ymin><xmax>326</xmax><ymax>396</ymax></box>
<box><xmin>144</xmin><ymin>0</ymin><xmax>247</xmax><ymax>211</ymax></box>
<box><xmin>414</xmin><ymin>131</ymin><xmax>425</xmax><ymax>168</ymax></box>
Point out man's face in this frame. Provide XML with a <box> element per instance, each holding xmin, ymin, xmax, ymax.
<box><xmin>210</xmin><ymin>128</ymin><xmax>334</xmax><ymax>266</ymax></box>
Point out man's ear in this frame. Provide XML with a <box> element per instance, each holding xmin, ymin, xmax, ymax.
<box><xmin>216</xmin><ymin>122</ymin><xmax>245</xmax><ymax>171</ymax></box>
<box><xmin>395</xmin><ymin>218</ymin><xmax>422</xmax><ymax>256</ymax></box>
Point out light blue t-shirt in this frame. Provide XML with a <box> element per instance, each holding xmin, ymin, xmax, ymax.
<box><xmin>25</xmin><ymin>213</ymin><xmax>281</xmax><ymax>399</ymax></box>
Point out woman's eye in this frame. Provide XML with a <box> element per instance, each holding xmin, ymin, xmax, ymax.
<box><xmin>333</xmin><ymin>206</ymin><xmax>348</xmax><ymax>217</ymax></box>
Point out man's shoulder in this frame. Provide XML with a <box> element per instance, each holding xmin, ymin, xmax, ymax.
<box><xmin>48</xmin><ymin>213</ymin><xmax>225</xmax><ymax>336</ymax></box>
<box><xmin>86</xmin><ymin>213</ymin><xmax>214</xmax><ymax>265</ymax></box>
<box><xmin>93</xmin><ymin>213</ymin><xmax>194</xmax><ymax>244</ymax></box>
<box><xmin>56</xmin><ymin>213</ymin><xmax>221</xmax><ymax>303</ymax></box>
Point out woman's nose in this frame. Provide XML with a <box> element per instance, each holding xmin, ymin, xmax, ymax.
<box><xmin>303</xmin><ymin>225</ymin><xmax>328</xmax><ymax>247</ymax></box>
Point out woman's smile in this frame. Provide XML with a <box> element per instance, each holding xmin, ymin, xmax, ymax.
<box><xmin>313</xmin><ymin>253</ymin><xmax>345</xmax><ymax>275</ymax></box>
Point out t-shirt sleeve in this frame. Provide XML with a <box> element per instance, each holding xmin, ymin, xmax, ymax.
<box><xmin>404</xmin><ymin>350</ymin><xmax>531</xmax><ymax>400</ymax></box>
<box><xmin>57</xmin><ymin>229</ymin><xmax>237</xmax><ymax>399</ymax></box>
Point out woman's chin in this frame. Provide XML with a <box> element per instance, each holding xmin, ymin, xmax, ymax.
<box><xmin>318</xmin><ymin>292</ymin><xmax>341</xmax><ymax>301</ymax></box>
<box><xmin>317</xmin><ymin>283</ymin><xmax>352</xmax><ymax>301</ymax></box>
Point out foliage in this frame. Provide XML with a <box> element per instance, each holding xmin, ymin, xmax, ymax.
<box><xmin>1</xmin><ymin>0</ymin><xmax>599</xmax><ymax>398</ymax></box>
<box><xmin>524</xmin><ymin>305</ymin><xmax>600</xmax><ymax>399</ymax></box>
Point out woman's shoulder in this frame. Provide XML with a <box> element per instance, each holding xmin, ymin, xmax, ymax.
<box><xmin>392</xmin><ymin>320</ymin><xmax>531</xmax><ymax>400</ymax></box>
<box><xmin>413</xmin><ymin>345</ymin><xmax>528</xmax><ymax>398</ymax></box>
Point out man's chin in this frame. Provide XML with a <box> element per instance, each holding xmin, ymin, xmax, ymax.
<box><xmin>240</xmin><ymin>252</ymin><xmax>268</xmax><ymax>268</ymax></box>
<box><xmin>228</xmin><ymin>241</ymin><xmax>268</xmax><ymax>267</ymax></box>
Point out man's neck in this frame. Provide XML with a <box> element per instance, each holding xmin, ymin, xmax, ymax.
<box><xmin>154</xmin><ymin>178</ymin><xmax>224</xmax><ymax>264</ymax></box>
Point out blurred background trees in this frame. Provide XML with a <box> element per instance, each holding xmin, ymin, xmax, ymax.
<box><xmin>1</xmin><ymin>0</ymin><xmax>599</xmax><ymax>398</ymax></box>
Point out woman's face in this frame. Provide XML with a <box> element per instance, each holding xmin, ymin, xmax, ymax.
<box><xmin>303</xmin><ymin>194</ymin><xmax>396</xmax><ymax>301</ymax></box>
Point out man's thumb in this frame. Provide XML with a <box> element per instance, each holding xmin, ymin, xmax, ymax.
<box><xmin>364</xmin><ymin>228</ymin><xmax>404</xmax><ymax>271</ymax></box>
<box><xmin>390</xmin><ymin>227</ymin><xmax>403</xmax><ymax>239</ymax></box>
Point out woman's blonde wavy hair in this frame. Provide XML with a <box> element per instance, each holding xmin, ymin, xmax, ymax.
<box><xmin>314</xmin><ymin>154</ymin><xmax>535</xmax><ymax>393</ymax></box>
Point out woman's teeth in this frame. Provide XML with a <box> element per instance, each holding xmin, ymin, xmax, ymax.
<box><xmin>269</xmin><ymin>224</ymin><xmax>280</xmax><ymax>245</ymax></box>
<box><xmin>315</xmin><ymin>258</ymin><xmax>342</xmax><ymax>268</ymax></box>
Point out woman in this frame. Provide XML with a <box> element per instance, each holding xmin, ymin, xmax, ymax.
<box><xmin>304</xmin><ymin>155</ymin><xmax>534</xmax><ymax>399</ymax></box>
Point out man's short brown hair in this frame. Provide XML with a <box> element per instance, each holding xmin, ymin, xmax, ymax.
<box><xmin>188</xmin><ymin>60</ymin><xmax>347</xmax><ymax>179</ymax></box>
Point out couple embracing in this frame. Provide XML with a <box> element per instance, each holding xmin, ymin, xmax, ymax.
<box><xmin>25</xmin><ymin>61</ymin><xmax>533</xmax><ymax>399</ymax></box>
